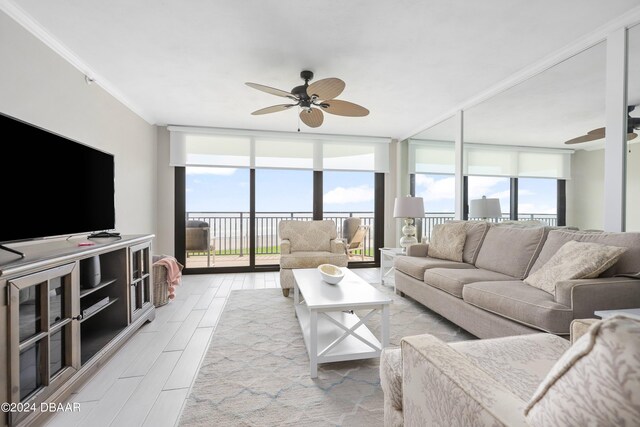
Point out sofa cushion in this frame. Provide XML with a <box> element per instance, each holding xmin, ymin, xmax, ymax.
<box><xmin>529</xmin><ymin>229</ymin><xmax>640</xmax><ymax>277</ymax></box>
<box><xmin>451</xmin><ymin>333</ymin><xmax>570</xmax><ymax>401</ymax></box>
<box><xmin>525</xmin><ymin>316</ymin><xmax>640</xmax><ymax>426</ymax></box>
<box><xmin>279</xmin><ymin>251</ymin><xmax>348</xmax><ymax>269</ymax></box>
<box><xmin>395</xmin><ymin>256</ymin><xmax>473</xmax><ymax>281</ymax></box>
<box><xmin>462</xmin><ymin>281</ymin><xmax>573</xmax><ymax>334</ymax></box>
<box><xmin>474</xmin><ymin>226</ymin><xmax>546</xmax><ymax>279</ymax></box>
<box><xmin>524</xmin><ymin>241</ymin><xmax>627</xmax><ymax>295</ymax></box>
<box><xmin>424</xmin><ymin>268</ymin><xmax>515</xmax><ymax>298</ymax></box>
<box><xmin>445</xmin><ymin>221</ymin><xmax>490</xmax><ymax>264</ymax></box>
<box><xmin>427</xmin><ymin>222</ymin><xmax>467</xmax><ymax>262</ymax></box>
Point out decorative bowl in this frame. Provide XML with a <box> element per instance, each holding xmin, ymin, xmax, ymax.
<box><xmin>318</xmin><ymin>264</ymin><xmax>345</xmax><ymax>284</ymax></box>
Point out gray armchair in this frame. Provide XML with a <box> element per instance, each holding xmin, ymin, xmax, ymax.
<box><xmin>279</xmin><ymin>220</ymin><xmax>348</xmax><ymax>297</ymax></box>
<box><xmin>186</xmin><ymin>220</ymin><xmax>214</xmax><ymax>267</ymax></box>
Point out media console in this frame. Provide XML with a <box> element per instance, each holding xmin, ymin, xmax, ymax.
<box><xmin>0</xmin><ymin>234</ymin><xmax>155</xmax><ymax>427</ymax></box>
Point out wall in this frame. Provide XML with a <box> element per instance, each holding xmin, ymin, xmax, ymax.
<box><xmin>156</xmin><ymin>127</ymin><xmax>174</xmax><ymax>254</ymax></box>
<box><xmin>567</xmin><ymin>149</ymin><xmax>605</xmax><ymax>230</ymax></box>
<box><xmin>0</xmin><ymin>11</ymin><xmax>157</xmax><ymax>238</ymax></box>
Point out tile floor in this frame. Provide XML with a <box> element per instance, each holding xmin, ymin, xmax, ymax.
<box><xmin>44</xmin><ymin>268</ymin><xmax>382</xmax><ymax>427</ymax></box>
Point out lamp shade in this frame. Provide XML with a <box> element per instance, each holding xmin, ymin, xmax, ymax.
<box><xmin>393</xmin><ymin>196</ymin><xmax>425</xmax><ymax>218</ymax></box>
<box><xmin>469</xmin><ymin>196</ymin><xmax>502</xmax><ymax>219</ymax></box>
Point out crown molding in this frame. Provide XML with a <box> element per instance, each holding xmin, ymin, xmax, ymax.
<box><xmin>0</xmin><ymin>0</ymin><xmax>155</xmax><ymax>124</ymax></box>
<box><xmin>400</xmin><ymin>5</ymin><xmax>640</xmax><ymax>142</ymax></box>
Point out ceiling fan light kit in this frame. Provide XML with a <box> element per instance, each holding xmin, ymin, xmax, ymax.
<box><xmin>246</xmin><ymin>70</ymin><xmax>369</xmax><ymax>129</ymax></box>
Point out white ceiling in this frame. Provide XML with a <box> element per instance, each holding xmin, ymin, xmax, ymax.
<box><xmin>7</xmin><ymin>0</ymin><xmax>640</xmax><ymax>139</ymax></box>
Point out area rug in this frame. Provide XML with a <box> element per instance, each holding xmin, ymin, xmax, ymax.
<box><xmin>179</xmin><ymin>285</ymin><xmax>474</xmax><ymax>427</ymax></box>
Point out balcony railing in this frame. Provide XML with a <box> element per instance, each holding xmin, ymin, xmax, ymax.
<box><xmin>187</xmin><ymin>212</ymin><xmax>376</xmax><ymax>256</ymax></box>
<box><xmin>186</xmin><ymin>211</ymin><xmax>557</xmax><ymax>256</ymax></box>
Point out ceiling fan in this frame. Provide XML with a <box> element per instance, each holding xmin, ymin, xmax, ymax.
<box><xmin>564</xmin><ymin>105</ymin><xmax>640</xmax><ymax>144</ymax></box>
<box><xmin>245</xmin><ymin>70</ymin><xmax>369</xmax><ymax>128</ymax></box>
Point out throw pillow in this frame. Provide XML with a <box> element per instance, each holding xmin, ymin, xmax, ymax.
<box><xmin>525</xmin><ymin>316</ymin><xmax>640</xmax><ymax>426</ymax></box>
<box><xmin>524</xmin><ymin>240</ymin><xmax>626</xmax><ymax>295</ymax></box>
<box><xmin>427</xmin><ymin>222</ymin><xmax>466</xmax><ymax>262</ymax></box>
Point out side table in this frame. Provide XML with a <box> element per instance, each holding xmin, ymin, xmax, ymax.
<box><xmin>379</xmin><ymin>248</ymin><xmax>404</xmax><ymax>289</ymax></box>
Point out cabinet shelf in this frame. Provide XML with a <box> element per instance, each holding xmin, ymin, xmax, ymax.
<box><xmin>79</xmin><ymin>278</ymin><xmax>117</xmax><ymax>298</ymax></box>
<box><xmin>80</xmin><ymin>297</ymin><xmax>119</xmax><ymax>323</ymax></box>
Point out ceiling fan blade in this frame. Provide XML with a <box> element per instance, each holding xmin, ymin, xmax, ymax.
<box><xmin>299</xmin><ymin>108</ymin><xmax>324</xmax><ymax>128</ymax></box>
<box><xmin>246</xmin><ymin>82</ymin><xmax>296</xmax><ymax>99</ymax></box>
<box><xmin>306</xmin><ymin>78</ymin><xmax>345</xmax><ymax>100</ymax></box>
<box><xmin>586</xmin><ymin>127</ymin><xmax>606</xmax><ymax>137</ymax></box>
<box><xmin>564</xmin><ymin>133</ymin><xmax>604</xmax><ymax>145</ymax></box>
<box><xmin>251</xmin><ymin>104</ymin><xmax>296</xmax><ymax>115</ymax></box>
<box><xmin>564</xmin><ymin>127</ymin><xmax>606</xmax><ymax>144</ymax></box>
<box><xmin>320</xmin><ymin>99</ymin><xmax>369</xmax><ymax>117</ymax></box>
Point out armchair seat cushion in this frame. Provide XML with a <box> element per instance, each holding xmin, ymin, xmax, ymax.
<box><xmin>394</xmin><ymin>256</ymin><xmax>473</xmax><ymax>281</ymax></box>
<box><xmin>463</xmin><ymin>281</ymin><xmax>573</xmax><ymax>334</ymax></box>
<box><xmin>424</xmin><ymin>268</ymin><xmax>515</xmax><ymax>298</ymax></box>
<box><xmin>280</xmin><ymin>252</ymin><xmax>348</xmax><ymax>269</ymax></box>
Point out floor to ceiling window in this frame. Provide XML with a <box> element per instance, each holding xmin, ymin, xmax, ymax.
<box><xmin>185</xmin><ymin>166</ymin><xmax>250</xmax><ymax>269</ymax></box>
<box><xmin>172</xmin><ymin>129</ymin><xmax>390</xmax><ymax>272</ymax></box>
<box><xmin>323</xmin><ymin>171</ymin><xmax>375</xmax><ymax>262</ymax></box>
<box><xmin>518</xmin><ymin>178</ymin><xmax>558</xmax><ymax>225</ymax></box>
<box><xmin>466</xmin><ymin>176</ymin><xmax>510</xmax><ymax>220</ymax></box>
<box><xmin>255</xmin><ymin>169</ymin><xmax>313</xmax><ymax>266</ymax></box>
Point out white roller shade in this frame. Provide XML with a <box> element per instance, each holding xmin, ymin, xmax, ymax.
<box><xmin>169</xmin><ymin>131</ymin><xmax>251</xmax><ymax>167</ymax></box>
<box><xmin>464</xmin><ymin>144</ymin><xmax>572</xmax><ymax>179</ymax></box>
<box><xmin>517</xmin><ymin>151</ymin><xmax>571</xmax><ymax>179</ymax></box>
<box><xmin>169</xmin><ymin>126</ymin><xmax>390</xmax><ymax>172</ymax></box>
<box><xmin>408</xmin><ymin>140</ymin><xmax>455</xmax><ymax>174</ymax></box>
<box><xmin>254</xmin><ymin>137</ymin><xmax>315</xmax><ymax>169</ymax></box>
<box><xmin>409</xmin><ymin>140</ymin><xmax>572</xmax><ymax>179</ymax></box>
<box><xmin>322</xmin><ymin>141</ymin><xmax>389</xmax><ymax>172</ymax></box>
<box><xmin>464</xmin><ymin>145</ymin><xmax>517</xmax><ymax>177</ymax></box>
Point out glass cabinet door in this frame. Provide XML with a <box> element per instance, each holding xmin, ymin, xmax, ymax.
<box><xmin>129</xmin><ymin>242</ymin><xmax>152</xmax><ymax>322</ymax></box>
<box><xmin>8</xmin><ymin>263</ymin><xmax>79</xmax><ymax>424</ymax></box>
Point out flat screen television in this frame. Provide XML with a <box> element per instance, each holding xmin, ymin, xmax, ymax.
<box><xmin>1</xmin><ymin>112</ymin><xmax>115</xmax><ymax>243</ymax></box>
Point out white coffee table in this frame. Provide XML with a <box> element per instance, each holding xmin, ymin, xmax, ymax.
<box><xmin>293</xmin><ymin>268</ymin><xmax>393</xmax><ymax>378</ymax></box>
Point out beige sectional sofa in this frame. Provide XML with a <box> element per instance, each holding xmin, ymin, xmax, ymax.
<box><xmin>394</xmin><ymin>222</ymin><xmax>640</xmax><ymax>338</ymax></box>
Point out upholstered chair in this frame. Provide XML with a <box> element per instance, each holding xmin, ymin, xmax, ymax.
<box><xmin>380</xmin><ymin>315</ymin><xmax>640</xmax><ymax>426</ymax></box>
<box><xmin>278</xmin><ymin>220</ymin><xmax>348</xmax><ymax>297</ymax></box>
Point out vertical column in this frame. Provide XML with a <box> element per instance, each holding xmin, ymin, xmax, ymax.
<box><xmin>454</xmin><ymin>111</ymin><xmax>465</xmax><ymax>220</ymax></box>
<box><xmin>604</xmin><ymin>27</ymin><xmax>628</xmax><ymax>231</ymax></box>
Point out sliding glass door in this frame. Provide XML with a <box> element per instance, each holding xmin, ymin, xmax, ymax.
<box><xmin>184</xmin><ymin>166</ymin><xmax>250</xmax><ymax>269</ymax></box>
<box><xmin>323</xmin><ymin>171</ymin><xmax>375</xmax><ymax>263</ymax></box>
<box><xmin>255</xmin><ymin>169</ymin><xmax>313</xmax><ymax>266</ymax></box>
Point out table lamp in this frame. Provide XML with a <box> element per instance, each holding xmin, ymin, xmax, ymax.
<box><xmin>469</xmin><ymin>195</ymin><xmax>502</xmax><ymax>220</ymax></box>
<box><xmin>393</xmin><ymin>196</ymin><xmax>425</xmax><ymax>251</ymax></box>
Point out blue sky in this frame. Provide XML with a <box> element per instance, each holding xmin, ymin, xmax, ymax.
<box><xmin>186</xmin><ymin>167</ymin><xmax>374</xmax><ymax>213</ymax></box>
<box><xmin>415</xmin><ymin>174</ymin><xmax>557</xmax><ymax>214</ymax></box>
<box><xmin>186</xmin><ymin>167</ymin><xmax>556</xmax><ymax>214</ymax></box>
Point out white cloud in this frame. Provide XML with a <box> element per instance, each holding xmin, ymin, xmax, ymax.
<box><xmin>415</xmin><ymin>176</ymin><xmax>456</xmax><ymax>202</ymax></box>
<box><xmin>324</xmin><ymin>185</ymin><xmax>374</xmax><ymax>204</ymax></box>
<box><xmin>186</xmin><ymin>167</ymin><xmax>237</xmax><ymax>175</ymax></box>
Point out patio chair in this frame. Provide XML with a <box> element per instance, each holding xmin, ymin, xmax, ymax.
<box><xmin>186</xmin><ymin>220</ymin><xmax>214</xmax><ymax>267</ymax></box>
<box><xmin>279</xmin><ymin>220</ymin><xmax>348</xmax><ymax>297</ymax></box>
<box><xmin>346</xmin><ymin>225</ymin><xmax>369</xmax><ymax>260</ymax></box>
